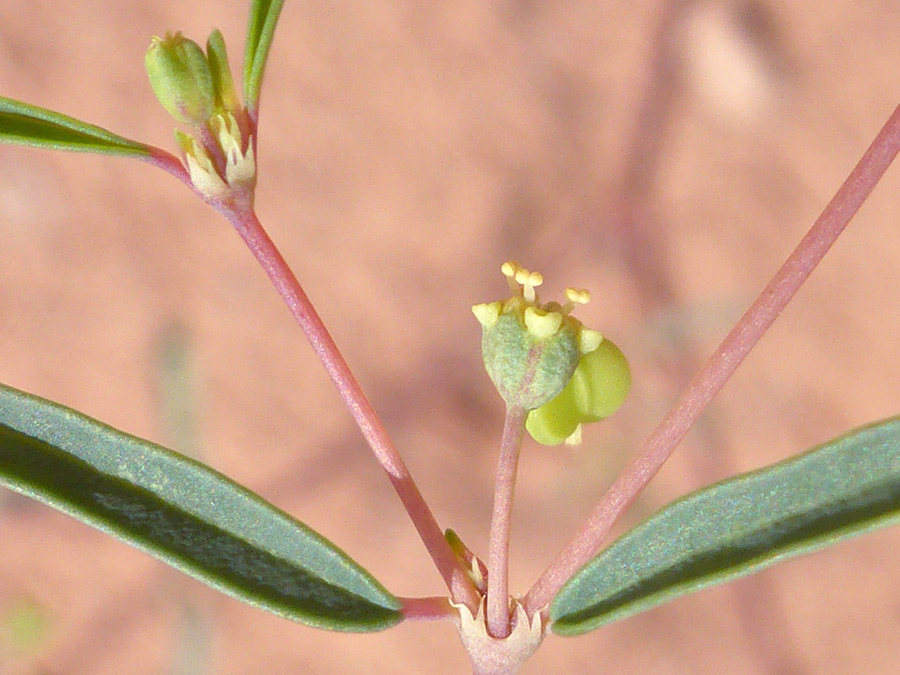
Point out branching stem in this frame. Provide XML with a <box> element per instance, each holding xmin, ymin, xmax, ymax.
<box><xmin>486</xmin><ymin>405</ymin><xmax>526</xmax><ymax>638</ymax></box>
<box><xmin>223</xmin><ymin>207</ymin><xmax>480</xmax><ymax>611</ymax></box>
<box><xmin>524</xmin><ymin>100</ymin><xmax>900</xmax><ymax>615</ymax></box>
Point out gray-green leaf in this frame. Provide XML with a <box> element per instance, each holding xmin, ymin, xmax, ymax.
<box><xmin>243</xmin><ymin>0</ymin><xmax>286</xmax><ymax>114</ymax></box>
<box><xmin>551</xmin><ymin>416</ymin><xmax>900</xmax><ymax>635</ymax></box>
<box><xmin>0</xmin><ymin>383</ymin><xmax>402</xmax><ymax>632</ymax></box>
<box><xmin>0</xmin><ymin>96</ymin><xmax>151</xmax><ymax>157</ymax></box>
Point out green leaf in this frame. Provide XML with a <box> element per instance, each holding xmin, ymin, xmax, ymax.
<box><xmin>243</xmin><ymin>0</ymin><xmax>286</xmax><ymax>114</ymax></box>
<box><xmin>0</xmin><ymin>383</ymin><xmax>402</xmax><ymax>632</ymax></box>
<box><xmin>0</xmin><ymin>96</ymin><xmax>151</xmax><ymax>157</ymax></box>
<box><xmin>550</xmin><ymin>416</ymin><xmax>900</xmax><ymax>635</ymax></box>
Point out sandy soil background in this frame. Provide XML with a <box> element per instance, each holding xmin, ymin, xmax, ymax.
<box><xmin>2</xmin><ymin>0</ymin><xmax>900</xmax><ymax>673</ymax></box>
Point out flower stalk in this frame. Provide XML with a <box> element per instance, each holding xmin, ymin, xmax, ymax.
<box><xmin>486</xmin><ymin>404</ymin><xmax>527</xmax><ymax>638</ymax></box>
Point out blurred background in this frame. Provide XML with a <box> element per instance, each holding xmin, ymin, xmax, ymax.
<box><xmin>2</xmin><ymin>0</ymin><xmax>900</xmax><ymax>672</ymax></box>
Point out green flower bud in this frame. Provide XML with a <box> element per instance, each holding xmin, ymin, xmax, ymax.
<box><xmin>206</xmin><ymin>29</ymin><xmax>240</xmax><ymax>115</ymax></box>
<box><xmin>145</xmin><ymin>32</ymin><xmax>217</xmax><ymax>125</ymax></box>
<box><xmin>473</xmin><ymin>262</ymin><xmax>603</xmax><ymax>411</ymax></box>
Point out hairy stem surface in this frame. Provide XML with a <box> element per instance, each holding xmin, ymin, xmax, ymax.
<box><xmin>525</xmin><ymin>100</ymin><xmax>900</xmax><ymax>615</ymax></box>
<box><xmin>486</xmin><ymin>405</ymin><xmax>526</xmax><ymax>638</ymax></box>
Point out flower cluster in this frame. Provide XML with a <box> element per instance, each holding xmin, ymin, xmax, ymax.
<box><xmin>145</xmin><ymin>30</ymin><xmax>256</xmax><ymax>204</ymax></box>
<box><xmin>473</xmin><ymin>262</ymin><xmax>631</xmax><ymax>445</ymax></box>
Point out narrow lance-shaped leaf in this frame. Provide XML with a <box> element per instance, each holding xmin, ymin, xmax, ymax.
<box><xmin>0</xmin><ymin>96</ymin><xmax>152</xmax><ymax>157</ymax></box>
<box><xmin>0</xmin><ymin>383</ymin><xmax>402</xmax><ymax>632</ymax></box>
<box><xmin>551</xmin><ymin>416</ymin><xmax>900</xmax><ymax>635</ymax></box>
<box><xmin>243</xmin><ymin>0</ymin><xmax>286</xmax><ymax>114</ymax></box>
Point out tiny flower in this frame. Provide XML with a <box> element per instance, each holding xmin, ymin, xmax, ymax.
<box><xmin>473</xmin><ymin>261</ymin><xmax>603</xmax><ymax>411</ymax></box>
<box><xmin>474</xmin><ymin>261</ymin><xmax>631</xmax><ymax>445</ymax></box>
<box><xmin>445</xmin><ymin>529</ymin><xmax>488</xmax><ymax>594</ymax></box>
<box><xmin>146</xmin><ymin>29</ymin><xmax>256</xmax><ymax>204</ymax></box>
<box><xmin>208</xmin><ymin>112</ymin><xmax>256</xmax><ymax>189</ymax></box>
<box><xmin>175</xmin><ymin>130</ymin><xmax>228</xmax><ymax>200</ymax></box>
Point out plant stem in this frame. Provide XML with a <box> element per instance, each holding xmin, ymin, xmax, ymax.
<box><xmin>223</xmin><ymin>207</ymin><xmax>480</xmax><ymax>611</ymax></box>
<box><xmin>145</xmin><ymin>146</ymin><xmax>192</xmax><ymax>185</ymax></box>
<box><xmin>524</xmin><ymin>100</ymin><xmax>900</xmax><ymax>616</ymax></box>
<box><xmin>486</xmin><ymin>405</ymin><xmax>526</xmax><ymax>638</ymax></box>
<box><xmin>400</xmin><ymin>596</ymin><xmax>457</xmax><ymax>621</ymax></box>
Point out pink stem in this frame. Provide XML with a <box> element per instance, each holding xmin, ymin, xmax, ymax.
<box><xmin>486</xmin><ymin>405</ymin><xmax>526</xmax><ymax>638</ymax></box>
<box><xmin>524</xmin><ymin>100</ymin><xmax>900</xmax><ymax>615</ymax></box>
<box><xmin>223</xmin><ymin>208</ymin><xmax>480</xmax><ymax>611</ymax></box>
<box><xmin>400</xmin><ymin>596</ymin><xmax>457</xmax><ymax>621</ymax></box>
<box><xmin>143</xmin><ymin>146</ymin><xmax>192</xmax><ymax>185</ymax></box>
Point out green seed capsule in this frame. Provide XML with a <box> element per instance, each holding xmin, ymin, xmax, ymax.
<box><xmin>525</xmin><ymin>384</ymin><xmax>582</xmax><ymax>445</ymax></box>
<box><xmin>525</xmin><ymin>338</ymin><xmax>631</xmax><ymax>445</ymax></box>
<box><xmin>569</xmin><ymin>338</ymin><xmax>631</xmax><ymax>422</ymax></box>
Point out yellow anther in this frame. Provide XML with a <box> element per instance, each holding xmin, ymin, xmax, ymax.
<box><xmin>502</xmin><ymin>261</ymin><xmax>522</xmax><ymax>294</ymax></box>
<box><xmin>514</xmin><ymin>269</ymin><xmax>543</xmax><ymax>287</ymax></box>
<box><xmin>472</xmin><ymin>302</ymin><xmax>502</xmax><ymax>328</ymax></box>
<box><xmin>498</xmin><ymin>261</ymin><xmax>589</xmax><ymax>309</ymax></box>
<box><xmin>514</xmin><ymin>268</ymin><xmax>543</xmax><ymax>303</ymax></box>
<box><xmin>524</xmin><ymin>307</ymin><xmax>563</xmax><ymax>339</ymax></box>
<box><xmin>565</xmin><ymin>288</ymin><xmax>590</xmax><ymax>305</ymax></box>
<box><xmin>501</xmin><ymin>261</ymin><xmax>521</xmax><ymax>278</ymax></box>
<box><xmin>499</xmin><ymin>261</ymin><xmax>548</xmax><ymax>302</ymax></box>
<box><xmin>560</xmin><ymin>287</ymin><xmax>591</xmax><ymax>315</ymax></box>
